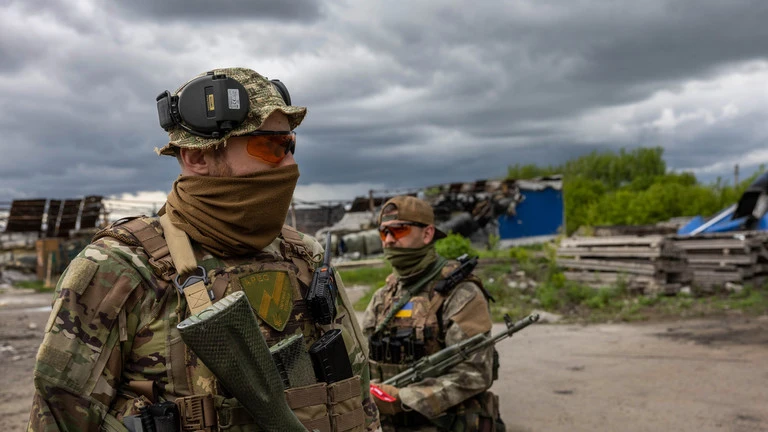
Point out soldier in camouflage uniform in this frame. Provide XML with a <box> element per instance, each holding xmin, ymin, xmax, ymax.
<box><xmin>362</xmin><ymin>196</ymin><xmax>503</xmax><ymax>432</ymax></box>
<box><xmin>28</xmin><ymin>67</ymin><xmax>380</xmax><ymax>432</ymax></box>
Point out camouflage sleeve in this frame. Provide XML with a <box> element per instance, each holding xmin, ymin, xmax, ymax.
<box><xmin>331</xmin><ymin>268</ymin><xmax>382</xmax><ymax>431</ymax></box>
<box><xmin>397</xmin><ymin>281</ymin><xmax>494</xmax><ymax>419</ymax></box>
<box><xmin>28</xmin><ymin>243</ymin><xmax>147</xmax><ymax>431</ymax></box>
<box><xmin>360</xmin><ymin>283</ymin><xmax>389</xmax><ymax>337</ymax></box>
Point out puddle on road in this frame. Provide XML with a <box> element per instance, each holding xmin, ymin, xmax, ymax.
<box><xmin>656</xmin><ymin>321</ymin><xmax>768</xmax><ymax>346</ymax></box>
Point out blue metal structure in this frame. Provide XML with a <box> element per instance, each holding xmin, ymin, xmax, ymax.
<box><xmin>678</xmin><ymin>172</ymin><xmax>768</xmax><ymax>235</ymax></box>
<box><xmin>498</xmin><ymin>178</ymin><xmax>564</xmax><ymax>243</ymax></box>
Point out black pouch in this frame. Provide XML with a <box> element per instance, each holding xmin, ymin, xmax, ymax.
<box><xmin>148</xmin><ymin>401</ymin><xmax>181</xmax><ymax>432</ymax></box>
<box><xmin>369</xmin><ymin>338</ymin><xmax>383</xmax><ymax>361</ymax></box>
<box><xmin>387</xmin><ymin>338</ymin><xmax>402</xmax><ymax>364</ymax></box>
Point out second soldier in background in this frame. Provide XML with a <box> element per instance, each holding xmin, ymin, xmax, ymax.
<box><xmin>362</xmin><ymin>196</ymin><xmax>503</xmax><ymax>431</ymax></box>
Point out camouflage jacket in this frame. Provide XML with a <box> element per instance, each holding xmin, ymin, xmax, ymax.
<box><xmin>360</xmin><ymin>261</ymin><xmax>494</xmax><ymax>420</ymax></box>
<box><xmin>28</xmin><ymin>216</ymin><xmax>379</xmax><ymax>431</ymax></box>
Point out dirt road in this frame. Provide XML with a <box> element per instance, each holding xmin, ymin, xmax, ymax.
<box><xmin>2</xmin><ymin>285</ymin><xmax>767</xmax><ymax>431</ymax></box>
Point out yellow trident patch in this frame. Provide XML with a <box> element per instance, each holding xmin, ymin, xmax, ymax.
<box><xmin>240</xmin><ymin>270</ymin><xmax>295</xmax><ymax>331</ymax></box>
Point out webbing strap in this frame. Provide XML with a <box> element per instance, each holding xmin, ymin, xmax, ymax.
<box><xmin>285</xmin><ymin>383</ymin><xmax>328</xmax><ymax>409</ymax></box>
<box><xmin>184</xmin><ymin>280</ymin><xmax>213</xmax><ymax>315</ymax></box>
<box><xmin>158</xmin><ymin>214</ymin><xmax>212</xmax><ymax>314</ymax></box>
<box><xmin>281</xmin><ymin>225</ymin><xmax>305</xmax><ymax>245</ymax></box>
<box><xmin>117</xmin><ymin>218</ymin><xmax>175</xmax><ymax>279</ymax></box>
<box><xmin>303</xmin><ymin>416</ymin><xmax>332</xmax><ymax>432</ymax></box>
<box><xmin>327</xmin><ymin>376</ymin><xmax>360</xmax><ymax>403</ymax></box>
<box><xmin>332</xmin><ymin>406</ymin><xmax>365</xmax><ymax>431</ymax></box>
<box><xmin>159</xmin><ymin>214</ymin><xmax>198</xmax><ymax>276</ymax></box>
<box><xmin>120</xmin><ymin>218</ymin><xmax>169</xmax><ymax>260</ymax></box>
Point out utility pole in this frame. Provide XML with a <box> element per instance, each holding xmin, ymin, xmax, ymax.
<box><xmin>734</xmin><ymin>164</ymin><xmax>740</xmax><ymax>187</ymax></box>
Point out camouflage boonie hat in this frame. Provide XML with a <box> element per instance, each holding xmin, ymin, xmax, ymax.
<box><xmin>155</xmin><ymin>67</ymin><xmax>307</xmax><ymax>156</ymax></box>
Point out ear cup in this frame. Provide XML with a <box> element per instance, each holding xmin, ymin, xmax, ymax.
<box><xmin>270</xmin><ymin>79</ymin><xmax>292</xmax><ymax>106</ymax></box>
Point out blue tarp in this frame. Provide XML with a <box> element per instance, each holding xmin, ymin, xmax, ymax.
<box><xmin>498</xmin><ymin>188</ymin><xmax>564</xmax><ymax>240</ymax></box>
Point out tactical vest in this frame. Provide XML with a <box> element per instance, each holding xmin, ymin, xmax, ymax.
<box><xmin>95</xmin><ymin>216</ymin><xmax>365</xmax><ymax>432</ymax></box>
<box><xmin>367</xmin><ymin>261</ymin><xmax>483</xmax><ymax>383</ymax></box>
<box><xmin>369</xmin><ymin>263</ymin><xmax>504</xmax><ymax>432</ymax></box>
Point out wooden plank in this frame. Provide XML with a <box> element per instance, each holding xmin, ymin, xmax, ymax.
<box><xmin>557</xmin><ymin>246</ymin><xmax>680</xmax><ymax>259</ymax></box>
<box><xmin>686</xmin><ymin>254</ymin><xmax>756</xmax><ymax>265</ymax></box>
<box><xmin>557</xmin><ymin>258</ymin><xmax>687</xmax><ymax>275</ymax></box>
<box><xmin>671</xmin><ymin>239</ymin><xmax>752</xmax><ymax>251</ymax></box>
<box><xmin>560</xmin><ymin>235</ymin><xmax>666</xmax><ymax>248</ymax></box>
<box><xmin>557</xmin><ymin>259</ymin><xmax>656</xmax><ymax>275</ymax></box>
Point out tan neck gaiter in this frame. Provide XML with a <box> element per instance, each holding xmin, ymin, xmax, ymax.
<box><xmin>163</xmin><ymin>164</ymin><xmax>300</xmax><ymax>257</ymax></box>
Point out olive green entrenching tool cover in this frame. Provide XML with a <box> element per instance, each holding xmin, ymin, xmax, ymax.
<box><xmin>177</xmin><ymin>291</ymin><xmax>307</xmax><ymax>431</ymax></box>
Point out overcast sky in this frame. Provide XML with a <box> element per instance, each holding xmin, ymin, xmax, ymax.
<box><xmin>2</xmin><ymin>0</ymin><xmax>768</xmax><ymax>207</ymax></box>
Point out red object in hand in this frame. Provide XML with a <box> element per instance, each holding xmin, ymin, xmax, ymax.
<box><xmin>370</xmin><ymin>384</ymin><xmax>397</xmax><ymax>402</ymax></box>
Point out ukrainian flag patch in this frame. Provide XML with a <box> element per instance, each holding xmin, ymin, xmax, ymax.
<box><xmin>395</xmin><ymin>301</ymin><xmax>413</xmax><ymax>318</ymax></box>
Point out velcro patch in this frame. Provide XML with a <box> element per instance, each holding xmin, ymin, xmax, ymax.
<box><xmin>59</xmin><ymin>257</ymin><xmax>99</xmax><ymax>294</ymax></box>
<box><xmin>240</xmin><ymin>270</ymin><xmax>295</xmax><ymax>331</ymax></box>
<box><xmin>38</xmin><ymin>344</ymin><xmax>72</xmax><ymax>371</ymax></box>
<box><xmin>451</xmin><ymin>288</ymin><xmax>492</xmax><ymax>338</ymax></box>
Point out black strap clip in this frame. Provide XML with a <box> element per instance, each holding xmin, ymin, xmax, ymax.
<box><xmin>173</xmin><ymin>266</ymin><xmax>213</xmax><ymax>300</ymax></box>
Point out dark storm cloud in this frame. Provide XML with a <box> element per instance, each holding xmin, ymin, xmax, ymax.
<box><xmin>113</xmin><ymin>0</ymin><xmax>323</xmax><ymax>22</ymax></box>
<box><xmin>1</xmin><ymin>0</ymin><xmax>768</xmax><ymax>202</ymax></box>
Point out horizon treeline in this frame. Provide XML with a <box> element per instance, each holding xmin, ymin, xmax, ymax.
<box><xmin>507</xmin><ymin>147</ymin><xmax>764</xmax><ymax>234</ymax></box>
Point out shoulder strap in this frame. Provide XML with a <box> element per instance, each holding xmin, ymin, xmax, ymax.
<box><xmin>158</xmin><ymin>214</ymin><xmax>198</xmax><ymax>276</ymax></box>
<box><xmin>95</xmin><ymin>216</ymin><xmax>213</xmax><ymax>314</ymax></box>
<box><xmin>279</xmin><ymin>225</ymin><xmax>318</xmax><ymax>287</ymax></box>
<box><xmin>280</xmin><ymin>224</ymin><xmax>305</xmax><ymax>246</ymax></box>
<box><xmin>94</xmin><ymin>216</ymin><xmax>176</xmax><ymax>280</ymax></box>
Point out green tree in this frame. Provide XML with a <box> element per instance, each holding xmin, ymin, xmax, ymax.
<box><xmin>507</xmin><ymin>147</ymin><xmax>764</xmax><ymax>234</ymax></box>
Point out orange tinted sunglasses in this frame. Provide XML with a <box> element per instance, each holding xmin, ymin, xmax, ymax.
<box><xmin>245</xmin><ymin>131</ymin><xmax>296</xmax><ymax>164</ymax></box>
<box><xmin>378</xmin><ymin>222</ymin><xmax>427</xmax><ymax>241</ymax></box>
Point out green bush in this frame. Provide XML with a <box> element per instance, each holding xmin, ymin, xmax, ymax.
<box><xmin>508</xmin><ymin>146</ymin><xmax>766</xmax><ymax>234</ymax></box>
<box><xmin>435</xmin><ymin>233</ymin><xmax>477</xmax><ymax>259</ymax></box>
<box><xmin>508</xmin><ymin>247</ymin><xmax>531</xmax><ymax>263</ymax></box>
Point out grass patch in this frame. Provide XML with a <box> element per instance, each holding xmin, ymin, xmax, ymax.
<box><xmin>337</xmin><ymin>263</ymin><xmax>392</xmax><ymax>311</ymax></box>
<box><xmin>337</xmin><ymin>263</ymin><xmax>392</xmax><ymax>287</ymax></box>
<box><xmin>353</xmin><ymin>287</ymin><xmax>377</xmax><ymax>311</ymax></box>
<box><xmin>15</xmin><ymin>280</ymin><xmax>52</xmax><ymax>292</ymax></box>
<box><xmin>475</xmin><ymin>253</ymin><xmax>768</xmax><ymax>323</ymax></box>
<box><xmin>343</xmin><ymin>252</ymin><xmax>768</xmax><ymax>322</ymax></box>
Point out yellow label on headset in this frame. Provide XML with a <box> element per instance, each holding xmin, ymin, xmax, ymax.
<box><xmin>207</xmin><ymin>94</ymin><xmax>215</xmax><ymax>111</ymax></box>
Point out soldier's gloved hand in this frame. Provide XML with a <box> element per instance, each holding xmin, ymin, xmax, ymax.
<box><xmin>373</xmin><ymin>383</ymin><xmax>403</xmax><ymax>416</ymax></box>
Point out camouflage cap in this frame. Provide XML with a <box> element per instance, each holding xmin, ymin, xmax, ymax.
<box><xmin>378</xmin><ymin>195</ymin><xmax>447</xmax><ymax>240</ymax></box>
<box><xmin>155</xmin><ymin>67</ymin><xmax>307</xmax><ymax>156</ymax></box>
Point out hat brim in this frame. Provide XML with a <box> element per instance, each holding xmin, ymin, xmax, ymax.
<box><xmin>156</xmin><ymin>105</ymin><xmax>306</xmax><ymax>156</ymax></box>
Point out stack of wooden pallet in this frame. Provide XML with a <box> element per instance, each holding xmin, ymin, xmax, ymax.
<box><xmin>669</xmin><ymin>232</ymin><xmax>768</xmax><ymax>291</ymax></box>
<box><xmin>557</xmin><ymin>235</ymin><xmax>691</xmax><ymax>294</ymax></box>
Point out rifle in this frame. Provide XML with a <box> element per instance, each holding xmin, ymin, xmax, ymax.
<box><xmin>177</xmin><ymin>291</ymin><xmax>307</xmax><ymax>432</ymax></box>
<box><xmin>371</xmin><ymin>313</ymin><xmax>539</xmax><ymax>394</ymax></box>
